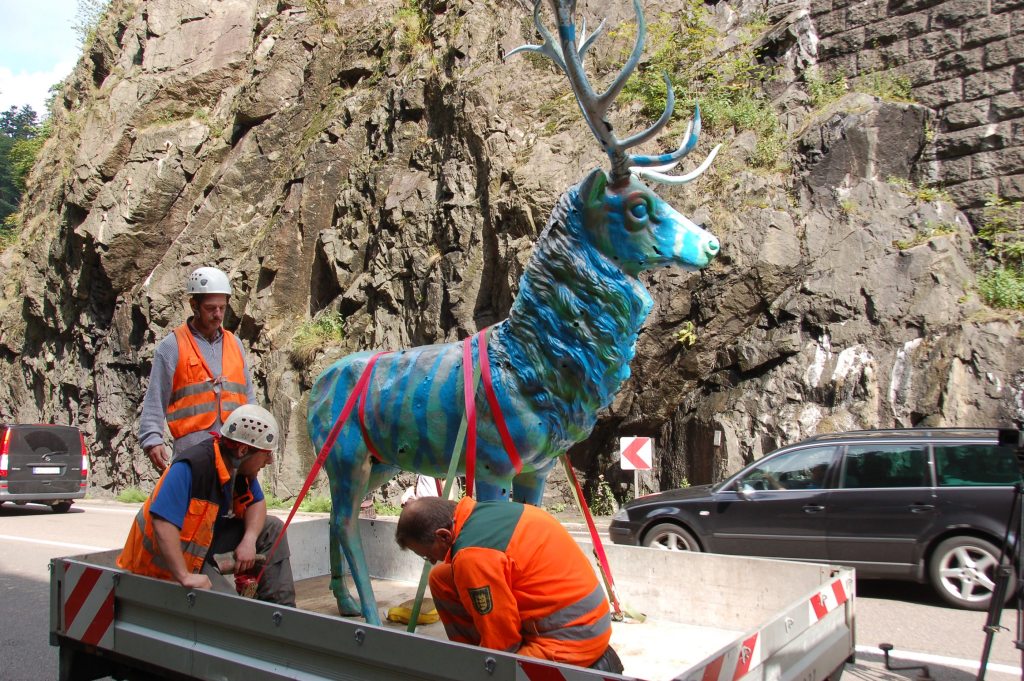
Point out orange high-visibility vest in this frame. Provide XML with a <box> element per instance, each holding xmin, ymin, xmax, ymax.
<box><xmin>166</xmin><ymin>324</ymin><xmax>248</xmax><ymax>440</ymax></box>
<box><xmin>117</xmin><ymin>439</ymin><xmax>255</xmax><ymax>579</ymax></box>
<box><xmin>429</xmin><ymin>498</ymin><xmax>612</xmax><ymax>666</ymax></box>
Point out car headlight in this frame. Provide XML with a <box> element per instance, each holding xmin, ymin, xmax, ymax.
<box><xmin>612</xmin><ymin>507</ymin><xmax>628</xmax><ymax>522</ymax></box>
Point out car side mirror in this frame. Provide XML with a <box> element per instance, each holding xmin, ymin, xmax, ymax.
<box><xmin>737</xmin><ymin>483</ymin><xmax>755</xmax><ymax>499</ymax></box>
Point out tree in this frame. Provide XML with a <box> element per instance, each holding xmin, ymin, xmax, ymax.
<box><xmin>0</xmin><ymin>105</ymin><xmax>42</xmax><ymax>227</ymax></box>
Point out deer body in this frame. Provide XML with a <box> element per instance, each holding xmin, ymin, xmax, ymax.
<box><xmin>307</xmin><ymin>0</ymin><xmax>723</xmax><ymax>625</ymax></box>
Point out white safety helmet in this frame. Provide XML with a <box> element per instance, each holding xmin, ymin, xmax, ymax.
<box><xmin>187</xmin><ymin>267</ymin><xmax>232</xmax><ymax>296</ymax></box>
<box><xmin>222</xmin><ymin>405</ymin><xmax>279</xmax><ymax>451</ymax></box>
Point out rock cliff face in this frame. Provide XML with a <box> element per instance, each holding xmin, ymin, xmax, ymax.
<box><xmin>0</xmin><ymin>0</ymin><xmax>1020</xmax><ymax>501</ymax></box>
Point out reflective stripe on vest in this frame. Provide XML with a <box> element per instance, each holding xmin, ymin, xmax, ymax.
<box><xmin>116</xmin><ymin>441</ymin><xmax>236</xmax><ymax>580</ymax></box>
<box><xmin>524</xmin><ymin>584</ymin><xmax>611</xmax><ymax>642</ymax></box>
<box><xmin>167</xmin><ymin>324</ymin><xmax>248</xmax><ymax>439</ymax></box>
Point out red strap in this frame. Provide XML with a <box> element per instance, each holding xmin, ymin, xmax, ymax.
<box><xmin>256</xmin><ymin>353</ymin><xmax>384</xmax><ymax>583</ymax></box>
<box><xmin>358</xmin><ymin>352</ymin><xmax>389</xmax><ymax>464</ymax></box>
<box><xmin>462</xmin><ymin>336</ymin><xmax>477</xmax><ymax>498</ymax></box>
<box><xmin>478</xmin><ymin>329</ymin><xmax>523</xmax><ymax>474</ymax></box>
<box><xmin>562</xmin><ymin>455</ymin><xmax>622</xmax><ymax>617</ymax></box>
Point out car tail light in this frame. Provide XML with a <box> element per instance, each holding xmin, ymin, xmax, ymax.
<box><xmin>0</xmin><ymin>428</ymin><xmax>9</xmax><ymax>488</ymax></box>
<box><xmin>79</xmin><ymin>432</ymin><xmax>90</xmax><ymax>488</ymax></box>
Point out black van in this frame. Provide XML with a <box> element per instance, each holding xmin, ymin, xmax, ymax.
<box><xmin>0</xmin><ymin>424</ymin><xmax>89</xmax><ymax>513</ymax></box>
<box><xmin>609</xmin><ymin>428</ymin><xmax>1022</xmax><ymax>610</ymax></box>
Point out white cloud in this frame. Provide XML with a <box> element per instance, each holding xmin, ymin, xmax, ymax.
<box><xmin>0</xmin><ymin>60</ymin><xmax>78</xmax><ymax>117</ymax></box>
<box><xmin>0</xmin><ymin>0</ymin><xmax>81</xmax><ymax>116</ymax></box>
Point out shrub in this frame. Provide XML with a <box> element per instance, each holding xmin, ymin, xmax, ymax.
<box><xmin>977</xmin><ymin>268</ymin><xmax>1024</xmax><ymax>311</ymax></box>
<box><xmin>806</xmin><ymin>70</ymin><xmax>848</xmax><ymax>108</ymax></box>
<box><xmin>589</xmin><ymin>475</ymin><xmax>617</xmax><ymax>516</ymax></box>
<box><xmin>977</xmin><ymin>194</ymin><xmax>1024</xmax><ymax>268</ymax></box>
<box><xmin>116</xmin><ymin>487</ymin><xmax>147</xmax><ymax>503</ymax></box>
<box><xmin>292</xmin><ymin>310</ymin><xmax>346</xmax><ymax>365</ymax></box>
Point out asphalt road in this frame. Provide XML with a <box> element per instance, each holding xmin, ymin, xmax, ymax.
<box><xmin>1</xmin><ymin>500</ymin><xmax>1021</xmax><ymax>681</ymax></box>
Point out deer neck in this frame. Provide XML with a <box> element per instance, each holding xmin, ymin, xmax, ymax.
<box><xmin>496</xmin><ymin>186</ymin><xmax>653</xmax><ymax>437</ymax></box>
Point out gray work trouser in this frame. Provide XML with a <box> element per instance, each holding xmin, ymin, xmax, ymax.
<box><xmin>203</xmin><ymin>514</ymin><xmax>296</xmax><ymax>606</ymax></box>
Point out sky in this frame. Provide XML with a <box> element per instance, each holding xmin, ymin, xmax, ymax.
<box><xmin>0</xmin><ymin>0</ymin><xmax>83</xmax><ymax>117</ymax></box>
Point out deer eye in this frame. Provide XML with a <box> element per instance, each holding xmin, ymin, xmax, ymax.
<box><xmin>625</xmin><ymin>195</ymin><xmax>651</xmax><ymax>232</ymax></box>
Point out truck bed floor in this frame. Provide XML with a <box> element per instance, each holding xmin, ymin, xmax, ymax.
<box><xmin>294</xmin><ymin>575</ymin><xmax>742</xmax><ymax>680</ymax></box>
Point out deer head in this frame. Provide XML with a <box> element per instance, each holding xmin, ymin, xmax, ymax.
<box><xmin>509</xmin><ymin>0</ymin><xmax>721</xmax><ymax>275</ymax></box>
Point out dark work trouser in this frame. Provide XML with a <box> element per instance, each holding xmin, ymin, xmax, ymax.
<box><xmin>206</xmin><ymin>514</ymin><xmax>296</xmax><ymax>606</ymax></box>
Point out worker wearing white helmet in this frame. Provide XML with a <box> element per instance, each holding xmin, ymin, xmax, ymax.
<box><xmin>139</xmin><ymin>266</ymin><xmax>258</xmax><ymax>472</ymax></box>
<box><xmin>120</xmin><ymin>404</ymin><xmax>296</xmax><ymax>605</ymax></box>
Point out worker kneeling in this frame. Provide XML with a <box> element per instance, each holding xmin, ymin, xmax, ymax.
<box><xmin>396</xmin><ymin>497</ymin><xmax>623</xmax><ymax>673</ymax></box>
<box><xmin>118</xmin><ymin>405</ymin><xmax>295</xmax><ymax>605</ymax></box>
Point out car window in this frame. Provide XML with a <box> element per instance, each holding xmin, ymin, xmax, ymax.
<box><xmin>738</xmin><ymin>446</ymin><xmax>838</xmax><ymax>491</ymax></box>
<box><xmin>841</xmin><ymin>444</ymin><xmax>928</xmax><ymax>488</ymax></box>
<box><xmin>934</xmin><ymin>444</ymin><xmax>1022</xmax><ymax>486</ymax></box>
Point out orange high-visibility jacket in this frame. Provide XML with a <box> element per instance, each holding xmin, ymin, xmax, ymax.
<box><xmin>431</xmin><ymin>498</ymin><xmax>611</xmax><ymax>666</ymax></box>
<box><xmin>117</xmin><ymin>439</ymin><xmax>252</xmax><ymax>579</ymax></box>
<box><xmin>166</xmin><ymin>324</ymin><xmax>248</xmax><ymax>440</ymax></box>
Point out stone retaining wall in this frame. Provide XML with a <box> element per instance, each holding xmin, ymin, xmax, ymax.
<box><xmin>810</xmin><ymin>0</ymin><xmax>1024</xmax><ymax>223</ymax></box>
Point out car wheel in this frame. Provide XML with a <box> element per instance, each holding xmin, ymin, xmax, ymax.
<box><xmin>928</xmin><ymin>536</ymin><xmax>1014</xmax><ymax>610</ymax></box>
<box><xmin>51</xmin><ymin>501</ymin><xmax>73</xmax><ymax>514</ymax></box>
<box><xmin>643</xmin><ymin>523</ymin><xmax>700</xmax><ymax>552</ymax></box>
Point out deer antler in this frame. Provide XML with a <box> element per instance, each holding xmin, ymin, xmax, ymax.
<box><xmin>509</xmin><ymin>0</ymin><xmax>720</xmax><ymax>186</ymax></box>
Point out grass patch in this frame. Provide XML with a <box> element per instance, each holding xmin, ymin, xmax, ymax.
<box><xmin>291</xmin><ymin>310</ymin><xmax>346</xmax><ymax>365</ymax></box>
<box><xmin>265</xmin><ymin>494</ymin><xmax>333</xmax><ymax>513</ymax></box>
<box><xmin>854</xmin><ymin>71</ymin><xmax>914</xmax><ymax>104</ymax></box>
<box><xmin>373</xmin><ymin>499</ymin><xmax>402</xmax><ymax>516</ymax></box>
<box><xmin>117</xmin><ymin>487</ymin><xmax>148</xmax><ymax>503</ymax></box>
<box><xmin>888</xmin><ymin>177</ymin><xmax>952</xmax><ymax>204</ymax></box>
<box><xmin>894</xmin><ymin>221</ymin><xmax>958</xmax><ymax>250</ymax></box>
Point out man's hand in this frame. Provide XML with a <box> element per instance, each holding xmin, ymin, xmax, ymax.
<box><xmin>146</xmin><ymin>444</ymin><xmax>170</xmax><ymax>472</ymax></box>
<box><xmin>234</xmin><ymin>537</ymin><xmax>258</xmax><ymax>573</ymax></box>
<box><xmin>179</xmin><ymin>573</ymin><xmax>212</xmax><ymax>590</ymax></box>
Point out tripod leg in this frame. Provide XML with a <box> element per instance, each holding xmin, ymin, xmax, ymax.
<box><xmin>976</xmin><ymin>483</ymin><xmax>1022</xmax><ymax>681</ymax></box>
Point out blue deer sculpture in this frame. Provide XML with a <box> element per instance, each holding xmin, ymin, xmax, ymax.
<box><xmin>307</xmin><ymin>0</ymin><xmax>721</xmax><ymax>625</ymax></box>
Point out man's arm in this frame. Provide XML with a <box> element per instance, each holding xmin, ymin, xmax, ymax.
<box><xmin>151</xmin><ymin>517</ymin><xmax>212</xmax><ymax>590</ymax></box>
<box><xmin>452</xmin><ymin>548</ymin><xmax>525</xmax><ymax>655</ymax></box>
<box><xmin>234</xmin><ymin>497</ymin><xmax>266</xmax><ymax>573</ymax></box>
<box><xmin>140</xmin><ymin>336</ymin><xmax>178</xmax><ymax>471</ymax></box>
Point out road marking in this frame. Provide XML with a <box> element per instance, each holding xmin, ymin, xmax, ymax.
<box><xmin>71</xmin><ymin>504</ymin><xmax>140</xmax><ymax>514</ymax></box>
<box><xmin>856</xmin><ymin>645</ymin><xmax>1020</xmax><ymax>675</ymax></box>
<box><xmin>0</xmin><ymin>534</ymin><xmax>113</xmax><ymax>552</ymax></box>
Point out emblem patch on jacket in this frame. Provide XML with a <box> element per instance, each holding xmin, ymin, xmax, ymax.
<box><xmin>468</xmin><ymin>586</ymin><xmax>493</xmax><ymax>615</ymax></box>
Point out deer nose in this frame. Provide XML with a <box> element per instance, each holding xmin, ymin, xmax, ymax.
<box><xmin>704</xmin><ymin>235</ymin><xmax>720</xmax><ymax>259</ymax></box>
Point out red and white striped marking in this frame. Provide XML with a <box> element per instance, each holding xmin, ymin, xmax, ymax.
<box><xmin>682</xmin><ymin>631</ymin><xmax>762</xmax><ymax>681</ymax></box>
<box><xmin>61</xmin><ymin>562</ymin><xmax>115</xmax><ymax>649</ymax></box>
<box><xmin>517</xmin><ymin>658</ymin><xmax>643</xmax><ymax>681</ymax></box>
<box><xmin>809</xmin><ymin>577</ymin><xmax>850</xmax><ymax>622</ymax></box>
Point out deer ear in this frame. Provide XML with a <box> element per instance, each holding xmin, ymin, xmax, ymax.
<box><xmin>581</xmin><ymin>168</ymin><xmax>608</xmax><ymax>210</ymax></box>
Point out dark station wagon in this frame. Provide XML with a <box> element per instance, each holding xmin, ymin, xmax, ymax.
<box><xmin>609</xmin><ymin>428</ymin><xmax>1022</xmax><ymax>610</ymax></box>
<box><xmin>0</xmin><ymin>424</ymin><xmax>90</xmax><ymax>513</ymax></box>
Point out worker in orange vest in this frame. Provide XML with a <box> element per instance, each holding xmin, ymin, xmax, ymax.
<box><xmin>119</xmin><ymin>404</ymin><xmax>295</xmax><ymax>604</ymax></box>
<box><xmin>139</xmin><ymin>266</ymin><xmax>257</xmax><ymax>472</ymax></box>
<box><xmin>396</xmin><ymin>497</ymin><xmax>623</xmax><ymax>672</ymax></box>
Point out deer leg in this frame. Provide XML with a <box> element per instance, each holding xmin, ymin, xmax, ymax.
<box><xmin>325</xmin><ymin>436</ymin><xmax>382</xmax><ymax>623</ymax></box>
<box><xmin>511</xmin><ymin>459</ymin><xmax>556</xmax><ymax>506</ymax></box>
